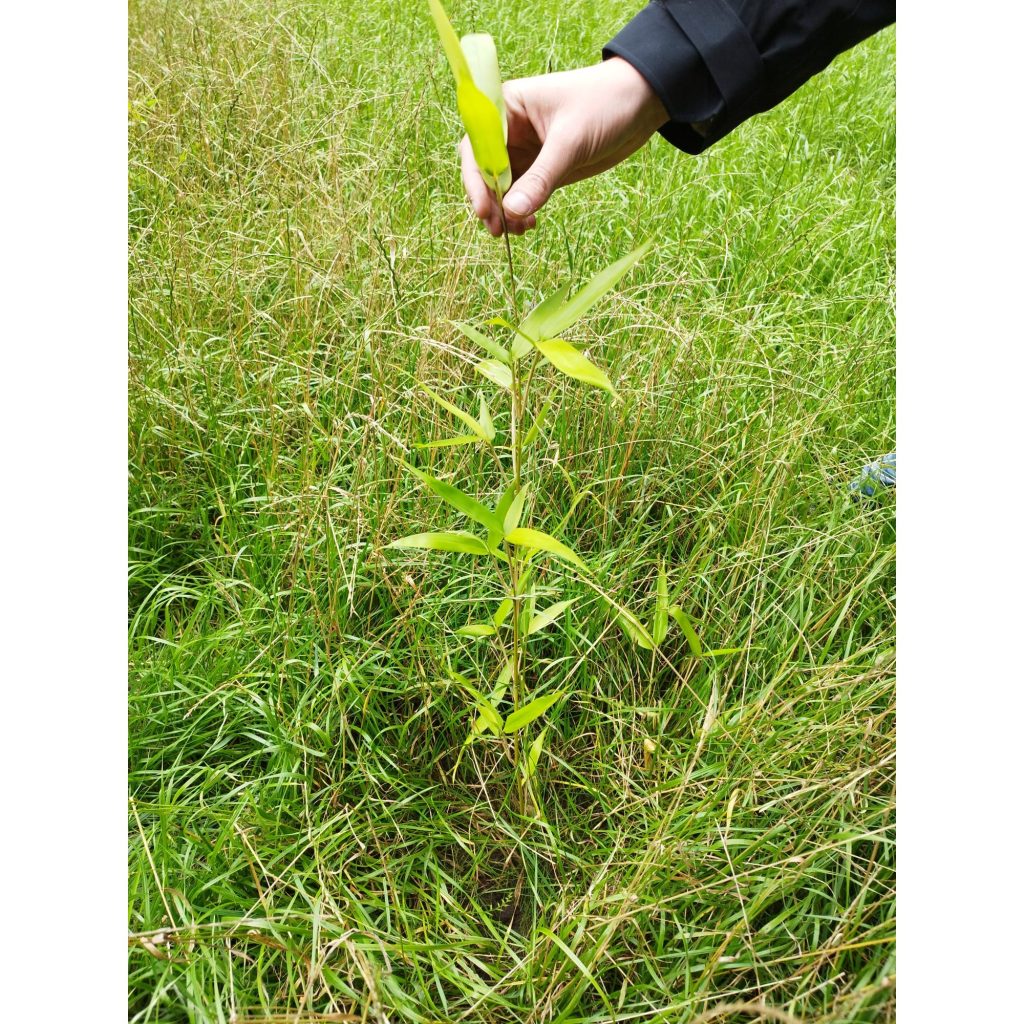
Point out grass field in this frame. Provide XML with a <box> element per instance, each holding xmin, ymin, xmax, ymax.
<box><xmin>128</xmin><ymin>1</ymin><xmax>895</xmax><ymax>1020</ymax></box>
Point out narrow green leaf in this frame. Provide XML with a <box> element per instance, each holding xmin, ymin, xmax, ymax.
<box><xmin>526</xmin><ymin>726</ymin><xmax>548</xmax><ymax>781</ymax></box>
<box><xmin>428</xmin><ymin>0</ymin><xmax>471</xmax><ymax>84</ymax></box>
<box><xmin>389</xmin><ymin>531</ymin><xmax>491</xmax><ymax>556</ymax></box>
<box><xmin>469</xmin><ymin>662</ymin><xmax>512</xmax><ymax>738</ymax></box>
<box><xmin>502</xmin><ymin>485</ymin><xmax>529</xmax><ymax>536</ymax></box>
<box><xmin>420</xmin><ymin>384</ymin><xmax>490</xmax><ymax>442</ymax></box>
<box><xmin>537</xmin><ymin>239</ymin><xmax>653</xmax><ymax>339</ymax></box>
<box><xmin>652</xmin><ymin>564</ymin><xmax>669</xmax><ymax>647</ymax></box>
<box><xmin>504</xmin><ymin>691</ymin><xmax>565</xmax><ymax>734</ymax></box>
<box><xmin>523</xmin><ymin>396</ymin><xmax>553</xmax><ymax>449</ymax></box>
<box><xmin>456</xmin><ymin>623</ymin><xmax>496</xmax><ymax>638</ymax></box>
<box><xmin>535</xmin><ymin>338</ymin><xmax>618</xmax><ymax>398</ymax></box>
<box><xmin>669</xmin><ymin>605</ymin><xmax>703</xmax><ymax>658</ymax></box>
<box><xmin>414</xmin><ymin>434</ymin><xmax>479</xmax><ymax>449</ymax></box>
<box><xmin>428</xmin><ymin>1</ymin><xmax>510</xmax><ymax>193</ymax></box>
<box><xmin>407</xmin><ymin>465</ymin><xmax>504</xmax><ymax>534</ymax></box>
<box><xmin>527</xmin><ymin>598</ymin><xmax>575</xmax><ymax>635</ymax></box>
<box><xmin>475</xmin><ymin>359</ymin><xmax>512</xmax><ymax>390</ymax></box>
<box><xmin>612</xmin><ymin>601</ymin><xmax>654</xmax><ymax>651</ymax></box>
<box><xmin>478</xmin><ymin>392</ymin><xmax>495</xmax><ymax>442</ymax></box>
<box><xmin>453</xmin><ymin>321</ymin><xmax>510</xmax><ymax>363</ymax></box>
<box><xmin>492</xmin><ymin>597</ymin><xmax>513</xmax><ymax>629</ymax></box>
<box><xmin>704</xmin><ymin>647</ymin><xmax>746</xmax><ymax>658</ymax></box>
<box><xmin>461</xmin><ymin>33</ymin><xmax>506</xmax><ymax>140</ymax></box>
<box><xmin>519</xmin><ymin>284</ymin><xmax>571</xmax><ymax>342</ymax></box>
<box><xmin>461</xmin><ymin>680</ymin><xmax>503</xmax><ymax>735</ymax></box>
<box><xmin>505</xmin><ymin>527</ymin><xmax>586</xmax><ymax>569</ymax></box>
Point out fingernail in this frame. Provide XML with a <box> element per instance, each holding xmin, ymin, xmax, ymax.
<box><xmin>503</xmin><ymin>193</ymin><xmax>530</xmax><ymax>217</ymax></box>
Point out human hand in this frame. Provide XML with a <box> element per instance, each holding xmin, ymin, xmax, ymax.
<box><xmin>460</xmin><ymin>57</ymin><xmax>669</xmax><ymax>237</ymax></box>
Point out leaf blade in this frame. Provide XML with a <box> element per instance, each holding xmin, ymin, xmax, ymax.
<box><xmin>535</xmin><ymin>338</ymin><xmax>618</xmax><ymax>398</ymax></box>
<box><xmin>505</xmin><ymin>527</ymin><xmax>586</xmax><ymax>569</ymax></box>
<box><xmin>388</xmin><ymin>531</ymin><xmax>492</xmax><ymax>556</ymax></box>
<box><xmin>527</xmin><ymin>598</ymin><xmax>575</xmax><ymax>635</ymax></box>
<box><xmin>504</xmin><ymin>691</ymin><xmax>565</xmax><ymax>734</ymax></box>
<box><xmin>539</xmin><ymin>239</ymin><xmax>653</xmax><ymax>338</ymax></box>
<box><xmin>421</xmin><ymin>384</ymin><xmax>490</xmax><ymax>442</ymax></box>
<box><xmin>407</xmin><ymin>465</ymin><xmax>504</xmax><ymax>534</ymax></box>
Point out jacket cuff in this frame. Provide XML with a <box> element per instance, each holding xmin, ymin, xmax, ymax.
<box><xmin>604</xmin><ymin>0</ymin><xmax>764</xmax><ymax>155</ymax></box>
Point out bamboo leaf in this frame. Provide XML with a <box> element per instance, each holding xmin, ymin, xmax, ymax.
<box><xmin>526</xmin><ymin>726</ymin><xmax>548</xmax><ymax>781</ymax></box>
<box><xmin>414</xmin><ymin>434</ymin><xmax>480</xmax><ymax>449</ymax></box>
<box><xmin>611</xmin><ymin>601</ymin><xmax>654</xmax><ymax>651</ymax></box>
<box><xmin>492</xmin><ymin>597</ymin><xmax>513</xmax><ymax>629</ymax></box>
<box><xmin>523</xmin><ymin>396</ymin><xmax>553</xmax><ymax>449</ymax></box>
<box><xmin>475</xmin><ymin>358</ymin><xmax>512</xmax><ymax>389</ymax></box>
<box><xmin>505</xmin><ymin>527</ymin><xmax>586</xmax><ymax>569</ymax></box>
<box><xmin>406</xmin><ymin>465</ymin><xmax>504</xmax><ymax>534</ymax></box>
<box><xmin>478</xmin><ymin>392</ymin><xmax>495</xmax><ymax>442</ymax></box>
<box><xmin>457</xmin><ymin>81</ymin><xmax>512</xmax><ymax>193</ymax></box>
<box><xmin>460</xmin><ymin>33</ymin><xmax>506</xmax><ymax>141</ymax></box>
<box><xmin>669</xmin><ymin>605</ymin><xmax>703</xmax><ymax>658</ymax></box>
<box><xmin>461</xmin><ymin>680</ymin><xmax>503</xmax><ymax>735</ymax></box>
<box><xmin>502</xmin><ymin>485</ymin><xmax>529</xmax><ymax>536</ymax></box>
<box><xmin>469</xmin><ymin>662</ymin><xmax>512</xmax><ymax>738</ymax></box>
<box><xmin>519</xmin><ymin>284</ymin><xmax>570</xmax><ymax>342</ymax></box>
<box><xmin>453</xmin><ymin>321</ymin><xmax>509</xmax><ymax>363</ymax></box>
<box><xmin>456</xmin><ymin>623</ymin><xmax>496</xmax><ymax>638</ymax></box>
<box><xmin>421</xmin><ymin>384</ymin><xmax>491</xmax><ymax>442</ymax></box>
<box><xmin>652</xmin><ymin>563</ymin><xmax>669</xmax><ymax>647</ymax></box>
<box><xmin>527</xmin><ymin>599</ymin><xmax>575</xmax><ymax>635</ymax></box>
<box><xmin>536</xmin><ymin>239</ymin><xmax>653</xmax><ymax>339</ymax></box>
<box><xmin>389</xmin><ymin>531</ymin><xmax>492</xmax><ymax>556</ymax></box>
<box><xmin>428</xmin><ymin>1</ymin><xmax>511</xmax><ymax>192</ymax></box>
<box><xmin>535</xmin><ymin>338</ymin><xmax>618</xmax><ymax>399</ymax></box>
<box><xmin>503</xmin><ymin>691</ymin><xmax>565</xmax><ymax>734</ymax></box>
<box><xmin>428</xmin><ymin>0</ymin><xmax>471</xmax><ymax>84</ymax></box>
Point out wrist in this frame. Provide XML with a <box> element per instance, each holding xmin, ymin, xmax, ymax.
<box><xmin>603</xmin><ymin>55</ymin><xmax>669</xmax><ymax>132</ymax></box>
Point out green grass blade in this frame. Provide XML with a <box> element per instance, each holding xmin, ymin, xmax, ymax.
<box><xmin>652</xmin><ymin>563</ymin><xmax>668</xmax><ymax>646</ymax></box>
<box><xmin>456</xmin><ymin>623</ymin><xmax>496</xmax><ymax>638</ymax></box>
<box><xmin>492</xmin><ymin>598</ymin><xmax>513</xmax><ymax>629</ymax></box>
<box><xmin>526</xmin><ymin>726</ymin><xmax>548</xmax><ymax>781</ymax></box>
<box><xmin>478</xmin><ymin>392</ymin><xmax>495</xmax><ymax>442</ymax></box>
<box><xmin>523</xmin><ymin>396</ymin><xmax>553</xmax><ymax>448</ymax></box>
<box><xmin>427</xmin><ymin>0</ymin><xmax>471</xmax><ymax>84</ymax></box>
<box><xmin>669</xmin><ymin>604</ymin><xmax>703</xmax><ymax>658</ymax></box>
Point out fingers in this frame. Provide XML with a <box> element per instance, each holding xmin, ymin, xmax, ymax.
<box><xmin>502</xmin><ymin>133</ymin><xmax>575</xmax><ymax>219</ymax></box>
<box><xmin>460</xmin><ymin>135</ymin><xmax>538</xmax><ymax>236</ymax></box>
<box><xmin>460</xmin><ymin>135</ymin><xmax>495</xmax><ymax>222</ymax></box>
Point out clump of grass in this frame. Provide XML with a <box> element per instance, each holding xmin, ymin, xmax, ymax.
<box><xmin>129</xmin><ymin>0</ymin><xmax>895</xmax><ymax>1020</ymax></box>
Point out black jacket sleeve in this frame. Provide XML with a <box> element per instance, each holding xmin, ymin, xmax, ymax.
<box><xmin>604</xmin><ymin>0</ymin><xmax>895</xmax><ymax>154</ymax></box>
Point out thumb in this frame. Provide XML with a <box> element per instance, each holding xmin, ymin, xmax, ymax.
<box><xmin>502</xmin><ymin>139</ymin><xmax>574</xmax><ymax>217</ymax></box>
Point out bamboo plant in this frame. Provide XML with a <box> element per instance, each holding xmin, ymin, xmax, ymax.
<box><xmin>388</xmin><ymin>1</ymin><xmax>711</xmax><ymax>811</ymax></box>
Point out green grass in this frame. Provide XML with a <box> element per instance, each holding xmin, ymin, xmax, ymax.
<box><xmin>128</xmin><ymin>1</ymin><xmax>895</xmax><ymax>1020</ymax></box>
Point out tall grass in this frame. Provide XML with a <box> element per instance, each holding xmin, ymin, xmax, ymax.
<box><xmin>129</xmin><ymin>1</ymin><xmax>895</xmax><ymax>1020</ymax></box>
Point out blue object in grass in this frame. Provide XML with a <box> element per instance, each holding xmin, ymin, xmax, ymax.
<box><xmin>850</xmin><ymin>452</ymin><xmax>896</xmax><ymax>497</ymax></box>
